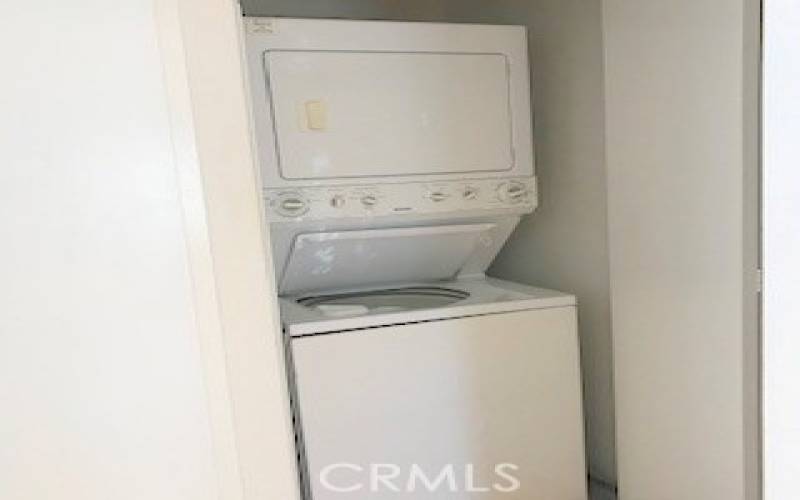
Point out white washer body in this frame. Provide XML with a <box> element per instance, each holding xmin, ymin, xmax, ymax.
<box><xmin>282</xmin><ymin>278</ymin><xmax>588</xmax><ymax>500</ymax></box>
<box><xmin>245</xmin><ymin>18</ymin><xmax>587</xmax><ymax>500</ymax></box>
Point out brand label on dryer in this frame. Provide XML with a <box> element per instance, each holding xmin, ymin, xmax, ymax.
<box><xmin>247</xmin><ymin>18</ymin><xmax>276</xmax><ymax>34</ymax></box>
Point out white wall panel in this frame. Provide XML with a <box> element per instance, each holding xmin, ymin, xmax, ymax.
<box><xmin>763</xmin><ymin>1</ymin><xmax>800</xmax><ymax>498</ymax></box>
<box><xmin>0</xmin><ymin>2</ymin><xmax>220</xmax><ymax>499</ymax></box>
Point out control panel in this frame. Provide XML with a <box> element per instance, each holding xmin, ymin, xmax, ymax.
<box><xmin>264</xmin><ymin>178</ymin><xmax>537</xmax><ymax>221</ymax></box>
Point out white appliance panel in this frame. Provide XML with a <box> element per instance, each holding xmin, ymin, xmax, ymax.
<box><xmin>265</xmin><ymin>50</ymin><xmax>513</xmax><ymax>180</ymax></box>
<box><xmin>263</xmin><ymin>178</ymin><xmax>536</xmax><ymax>222</ymax></box>
<box><xmin>290</xmin><ymin>307</ymin><xmax>587</xmax><ymax>500</ymax></box>
<box><xmin>245</xmin><ymin>18</ymin><xmax>534</xmax><ymax>189</ymax></box>
<box><xmin>279</xmin><ymin>224</ymin><xmax>496</xmax><ymax>294</ymax></box>
<box><xmin>280</xmin><ymin>277</ymin><xmax>577</xmax><ymax>336</ymax></box>
<box><xmin>269</xmin><ymin>216</ymin><xmax>521</xmax><ymax>295</ymax></box>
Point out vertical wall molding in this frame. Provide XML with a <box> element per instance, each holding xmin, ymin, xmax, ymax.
<box><xmin>154</xmin><ymin>0</ymin><xmax>301</xmax><ymax>499</ymax></box>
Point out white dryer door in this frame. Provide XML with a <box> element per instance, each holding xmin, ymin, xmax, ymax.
<box><xmin>264</xmin><ymin>50</ymin><xmax>514</xmax><ymax>180</ymax></box>
<box><xmin>290</xmin><ymin>307</ymin><xmax>588</xmax><ymax>500</ymax></box>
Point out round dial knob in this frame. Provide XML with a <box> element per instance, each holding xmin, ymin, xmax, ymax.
<box><xmin>463</xmin><ymin>187</ymin><xmax>479</xmax><ymax>200</ymax></box>
<box><xmin>498</xmin><ymin>182</ymin><xmax>528</xmax><ymax>204</ymax></box>
<box><xmin>275</xmin><ymin>192</ymin><xmax>309</xmax><ymax>217</ymax></box>
<box><xmin>360</xmin><ymin>194</ymin><xmax>378</xmax><ymax>208</ymax></box>
<box><xmin>330</xmin><ymin>194</ymin><xmax>346</xmax><ymax>208</ymax></box>
<box><xmin>428</xmin><ymin>191</ymin><xmax>449</xmax><ymax>202</ymax></box>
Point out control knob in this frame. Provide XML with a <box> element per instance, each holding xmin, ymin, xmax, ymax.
<box><xmin>498</xmin><ymin>181</ymin><xmax>528</xmax><ymax>204</ymax></box>
<box><xmin>275</xmin><ymin>192</ymin><xmax>309</xmax><ymax>217</ymax></box>
<box><xmin>428</xmin><ymin>191</ymin><xmax>449</xmax><ymax>202</ymax></box>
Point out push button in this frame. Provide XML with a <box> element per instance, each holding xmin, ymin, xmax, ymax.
<box><xmin>330</xmin><ymin>195</ymin><xmax>346</xmax><ymax>208</ymax></box>
<box><xmin>462</xmin><ymin>187</ymin><xmax>479</xmax><ymax>200</ymax></box>
<box><xmin>360</xmin><ymin>194</ymin><xmax>378</xmax><ymax>208</ymax></box>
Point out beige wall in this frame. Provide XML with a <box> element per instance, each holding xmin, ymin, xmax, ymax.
<box><xmin>242</xmin><ymin>0</ymin><xmax>615</xmax><ymax>486</ymax></box>
<box><xmin>1</xmin><ymin>1</ymin><xmax>763</xmax><ymax>498</ymax></box>
<box><xmin>603</xmin><ymin>0</ymin><xmax>760</xmax><ymax>499</ymax></box>
<box><xmin>471</xmin><ymin>1</ymin><xmax>614</xmax><ymax>484</ymax></box>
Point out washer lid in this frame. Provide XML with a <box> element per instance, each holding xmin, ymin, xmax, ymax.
<box><xmin>298</xmin><ymin>286</ymin><xmax>470</xmax><ymax>317</ymax></box>
<box><xmin>281</xmin><ymin>277</ymin><xmax>578</xmax><ymax>336</ymax></box>
<box><xmin>278</xmin><ymin>223</ymin><xmax>497</xmax><ymax>295</ymax></box>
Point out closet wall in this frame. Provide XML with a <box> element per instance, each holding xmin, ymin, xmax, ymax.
<box><xmin>240</xmin><ymin>0</ymin><xmax>615</xmax><ymax>486</ymax></box>
<box><xmin>603</xmin><ymin>0</ymin><xmax>761</xmax><ymax>498</ymax></box>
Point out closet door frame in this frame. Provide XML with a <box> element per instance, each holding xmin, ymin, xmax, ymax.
<box><xmin>154</xmin><ymin>1</ymin><xmax>301</xmax><ymax>499</ymax></box>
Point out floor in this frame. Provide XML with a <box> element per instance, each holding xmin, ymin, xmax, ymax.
<box><xmin>589</xmin><ymin>479</ymin><xmax>617</xmax><ymax>500</ymax></box>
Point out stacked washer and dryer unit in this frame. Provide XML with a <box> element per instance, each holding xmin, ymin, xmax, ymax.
<box><xmin>245</xmin><ymin>18</ymin><xmax>587</xmax><ymax>500</ymax></box>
